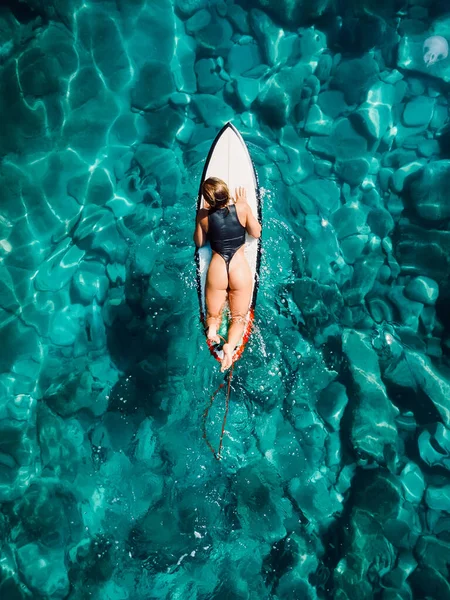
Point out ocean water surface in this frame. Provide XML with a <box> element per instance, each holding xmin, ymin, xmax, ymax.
<box><xmin>1</xmin><ymin>0</ymin><xmax>450</xmax><ymax>598</ymax></box>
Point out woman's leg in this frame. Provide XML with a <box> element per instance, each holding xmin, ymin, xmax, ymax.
<box><xmin>221</xmin><ymin>249</ymin><xmax>252</xmax><ymax>371</ymax></box>
<box><xmin>205</xmin><ymin>253</ymin><xmax>228</xmax><ymax>343</ymax></box>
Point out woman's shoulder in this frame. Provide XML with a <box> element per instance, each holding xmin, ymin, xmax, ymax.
<box><xmin>234</xmin><ymin>202</ymin><xmax>248</xmax><ymax>216</ymax></box>
<box><xmin>234</xmin><ymin>202</ymin><xmax>247</xmax><ymax>226</ymax></box>
<box><xmin>197</xmin><ymin>207</ymin><xmax>210</xmax><ymax>219</ymax></box>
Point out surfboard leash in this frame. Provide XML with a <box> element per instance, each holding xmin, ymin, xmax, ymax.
<box><xmin>202</xmin><ymin>335</ymin><xmax>234</xmax><ymax>461</ymax></box>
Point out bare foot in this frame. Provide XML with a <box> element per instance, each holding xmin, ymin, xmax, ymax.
<box><xmin>207</xmin><ymin>325</ymin><xmax>220</xmax><ymax>344</ymax></box>
<box><xmin>221</xmin><ymin>343</ymin><xmax>233</xmax><ymax>372</ymax></box>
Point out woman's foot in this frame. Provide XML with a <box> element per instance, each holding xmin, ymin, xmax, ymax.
<box><xmin>206</xmin><ymin>324</ymin><xmax>220</xmax><ymax>344</ymax></box>
<box><xmin>221</xmin><ymin>343</ymin><xmax>233</xmax><ymax>372</ymax></box>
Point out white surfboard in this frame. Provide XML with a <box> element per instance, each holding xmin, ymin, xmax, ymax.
<box><xmin>195</xmin><ymin>122</ymin><xmax>262</xmax><ymax>364</ymax></box>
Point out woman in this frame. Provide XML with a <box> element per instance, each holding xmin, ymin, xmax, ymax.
<box><xmin>194</xmin><ymin>177</ymin><xmax>261</xmax><ymax>372</ymax></box>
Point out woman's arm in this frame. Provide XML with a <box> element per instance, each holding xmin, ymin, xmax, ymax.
<box><xmin>245</xmin><ymin>205</ymin><xmax>261</xmax><ymax>239</ymax></box>
<box><xmin>193</xmin><ymin>210</ymin><xmax>207</xmax><ymax>247</ymax></box>
<box><xmin>235</xmin><ymin>187</ymin><xmax>261</xmax><ymax>238</ymax></box>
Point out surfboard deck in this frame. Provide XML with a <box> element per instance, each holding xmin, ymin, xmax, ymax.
<box><xmin>195</xmin><ymin>122</ymin><xmax>262</xmax><ymax>364</ymax></box>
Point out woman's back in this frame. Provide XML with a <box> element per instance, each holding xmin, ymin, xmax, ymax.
<box><xmin>208</xmin><ymin>205</ymin><xmax>246</xmax><ymax>270</ymax></box>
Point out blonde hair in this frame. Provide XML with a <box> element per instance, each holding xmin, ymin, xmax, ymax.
<box><xmin>202</xmin><ymin>177</ymin><xmax>230</xmax><ymax>209</ymax></box>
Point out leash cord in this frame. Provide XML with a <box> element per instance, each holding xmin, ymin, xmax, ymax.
<box><xmin>202</xmin><ymin>335</ymin><xmax>234</xmax><ymax>461</ymax></box>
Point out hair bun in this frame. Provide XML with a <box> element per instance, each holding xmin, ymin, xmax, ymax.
<box><xmin>202</xmin><ymin>177</ymin><xmax>230</xmax><ymax>208</ymax></box>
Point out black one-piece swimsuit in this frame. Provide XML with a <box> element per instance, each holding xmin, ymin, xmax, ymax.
<box><xmin>208</xmin><ymin>205</ymin><xmax>246</xmax><ymax>273</ymax></box>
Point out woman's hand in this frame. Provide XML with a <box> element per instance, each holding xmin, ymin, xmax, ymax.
<box><xmin>234</xmin><ymin>187</ymin><xmax>247</xmax><ymax>203</ymax></box>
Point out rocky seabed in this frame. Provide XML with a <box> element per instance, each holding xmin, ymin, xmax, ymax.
<box><xmin>1</xmin><ymin>0</ymin><xmax>450</xmax><ymax>598</ymax></box>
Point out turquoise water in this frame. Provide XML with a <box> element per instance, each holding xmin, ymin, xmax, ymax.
<box><xmin>1</xmin><ymin>0</ymin><xmax>450</xmax><ymax>598</ymax></box>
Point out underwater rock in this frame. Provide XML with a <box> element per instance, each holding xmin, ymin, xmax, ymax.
<box><xmin>175</xmin><ymin>0</ymin><xmax>207</xmax><ymax>18</ymax></box>
<box><xmin>331</xmin><ymin>55</ymin><xmax>380</xmax><ymax>105</ymax></box>
<box><xmin>250</xmin><ymin>9</ymin><xmax>288</xmax><ymax>66</ymax></box>
<box><xmin>171</xmin><ymin>34</ymin><xmax>197</xmax><ymax>93</ymax></box>
<box><xmin>298</xmin><ymin>27</ymin><xmax>327</xmax><ymax>61</ymax></box>
<box><xmin>383</xmin><ymin>549</ymin><xmax>417</xmax><ymax>589</ymax></box>
<box><xmin>131</xmin><ymin>61</ymin><xmax>175</xmax><ymax>111</ymax></box>
<box><xmin>391</xmin><ymin>159</ymin><xmax>426</xmax><ymax>193</ymax></box>
<box><xmin>318</xmin><ymin>90</ymin><xmax>349</xmax><ymax>119</ymax></box>
<box><xmin>292</xmin><ymin>278</ymin><xmax>343</xmax><ymax>327</ymax></box>
<box><xmin>277</xmin><ymin>128</ymin><xmax>314</xmax><ymax>185</ymax></box>
<box><xmin>426</xmin><ymin>484</ymin><xmax>450</xmax><ymax>511</ymax></box>
<box><xmin>368</xmin><ymin>296</ymin><xmax>394</xmax><ymax>324</ymax></box>
<box><xmin>367</xmin><ymin>208</ymin><xmax>394</xmax><ymax>238</ymax></box>
<box><xmin>48</xmin><ymin>304</ymin><xmax>86</xmax><ymax>347</ymax></box>
<box><xmin>335</xmin><ymin>157</ymin><xmax>370</xmax><ymax>186</ymax></box>
<box><xmin>14</xmin><ymin>480</ymin><xmax>82</xmax><ymax>547</ymax></box>
<box><xmin>308</xmin><ymin>117</ymin><xmax>368</xmax><ymax>162</ymax></box>
<box><xmin>403</xmin><ymin>350</ymin><xmax>450</xmax><ymax>428</ymax></box>
<box><xmin>353</xmin><ymin>103</ymin><xmax>392</xmax><ymax>142</ymax></box>
<box><xmin>195</xmin><ymin>58</ymin><xmax>226</xmax><ymax>94</ymax></box>
<box><xmin>41</xmin><ymin>355</ymin><xmax>116</xmax><ymax>417</ymax></box>
<box><xmin>388</xmin><ymin>286</ymin><xmax>423</xmax><ymax>330</ymax></box>
<box><xmin>353</xmin><ymin>81</ymin><xmax>396</xmax><ymax>142</ymax></box>
<box><xmin>410</xmin><ymin>565</ymin><xmax>450</xmax><ymax>599</ymax></box>
<box><xmin>305</xmin><ymin>104</ymin><xmax>333</xmax><ymax>136</ymax></box>
<box><xmin>343</xmin><ymin>252</ymin><xmax>385</xmax><ymax>306</ymax></box>
<box><xmin>35</xmin><ymin>240</ymin><xmax>85</xmax><ymax>293</ymax></box>
<box><xmin>314</xmin><ymin>159</ymin><xmax>333</xmax><ymax>177</ymax></box>
<box><xmin>383</xmin><ymin>504</ymin><xmax>422</xmax><ymax>550</ymax></box>
<box><xmin>342</xmin><ymin>330</ymin><xmax>398</xmax><ymax>464</ymax></box>
<box><xmin>193</xmin><ymin>94</ymin><xmax>234</xmax><ymax>127</ymax></box>
<box><xmin>234</xmin><ymin>76</ymin><xmax>261</xmax><ymax>110</ymax></box>
<box><xmin>418</xmin><ymin>138</ymin><xmax>440</xmax><ymax>157</ymax></box>
<box><xmin>419</xmin><ymin>424</ymin><xmax>450</xmax><ymax>471</ymax></box>
<box><xmin>185</xmin><ymin>8</ymin><xmax>211</xmax><ymax>34</ymax></box>
<box><xmin>334</xmin><ymin>508</ymin><xmax>396</xmax><ymax>597</ymax></box>
<box><xmin>140</xmin><ymin>104</ymin><xmax>185</xmax><ymax>148</ymax></box>
<box><xmin>407</xmin><ymin>161</ymin><xmax>450</xmax><ymax>221</ymax></box>
<box><xmin>317</xmin><ymin>381</ymin><xmax>348</xmax><ymax>431</ymax></box>
<box><xmin>17</xmin><ymin>543</ymin><xmax>69</xmax><ymax>598</ymax></box>
<box><xmin>238</xmin><ymin>0</ymin><xmax>331</xmax><ymax>27</ymax></box>
<box><xmin>269</xmin><ymin>534</ymin><xmax>320</xmax><ymax>598</ymax></box>
<box><xmin>227</xmin><ymin>37</ymin><xmax>263</xmax><ymax>76</ymax></box>
<box><xmin>227</xmin><ymin>4</ymin><xmax>250</xmax><ymax>34</ymax></box>
<box><xmin>0</xmin><ymin>382</ymin><xmax>37</xmax><ymax>503</ymax></box>
<box><xmin>399</xmin><ymin>462</ymin><xmax>425</xmax><ymax>504</ymax></box>
<box><xmin>189</xmin><ymin>11</ymin><xmax>233</xmax><ymax>55</ymax></box>
<box><xmin>71</xmin><ymin>261</ymin><xmax>109</xmax><ymax>305</ymax></box>
<box><xmin>330</xmin><ymin>201</ymin><xmax>369</xmax><ymax>239</ymax></box>
<box><xmin>233</xmin><ymin>461</ymin><xmax>288</xmax><ymax>543</ymax></box>
<box><xmin>73</xmin><ymin>206</ymin><xmax>128</xmax><ymax>262</ymax></box>
<box><xmin>132</xmin><ymin>233</ymin><xmax>157</xmax><ymax>277</ymax></box>
<box><xmin>354</xmin><ymin>472</ymin><xmax>403</xmax><ymax>524</ymax></box>
<box><xmin>332</xmin><ymin>118</ymin><xmax>368</xmax><ymax>160</ymax></box>
<box><xmin>340</xmin><ymin>235</ymin><xmax>368</xmax><ymax>264</ymax></box>
<box><xmin>404</xmin><ymin>276</ymin><xmax>439</xmax><ymax>305</ymax></box>
<box><xmin>289</xmin><ymin>474</ymin><xmax>343</xmax><ymax>531</ymax></box>
<box><xmin>125</xmin><ymin>1</ymin><xmax>175</xmax><ymax>67</ymax></box>
<box><xmin>431</xmin><ymin>103</ymin><xmax>448</xmax><ymax>131</ymax></box>
<box><xmin>83</xmin><ymin>10</ymin><xmax>132</xmax><ymax>93</ymax></box>
<box><xmin>396</xmin><ymin>223</ymin><xmax>450</xmax><ymax>280</ymax></box>
<box><xmin>256</xmin><ymin>63</ymin><xmax>312</xmax><ymax>127</ymax></box>
<box><xmin>315</xmin><ymin>53</ymin><xmax>332</xmax><ymax>82</ymax></box>
<box><xmin>415</xmin><ymin>536</ymin><xmax>450</xmax><ymax>577</ymax></box>
<box><xmin>301</xmin><ymin>177</ymin><xmax>340</xmax><ymax>214</ymax></box>
<box><xmin>133</xmin><ymin>144</ymin><xmax>182</xmax><ymax>207</ymax></box>
<box><xmin>402</xmin><ymin>96</ymin><xmax>435</xmax><ymax>127</ymax></box>
<box><xmin>0</xmin><ymin>59</ymin><xmax>50</xmax><ymax>156</ymax></box>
